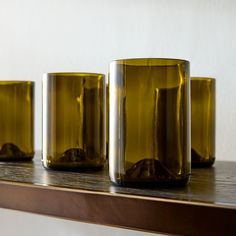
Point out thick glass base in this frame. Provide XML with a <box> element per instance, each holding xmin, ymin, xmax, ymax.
<box><xmin>43</xmin><ymin>161</ymin><xmax>105</xmax><ymax>172</ymax></box>
<box><xmin>191</xmin><ymin>148</ymin><xmax>215</xmax><ymax>168</ymax></box>
<box><xmin>192</xmin><ymin>159</ymin><xmax>215</xmax><ymax>168</ymax></box>
<box><xmin>111</xmin><ymin>175</ymin><xmax>190</xmax><ymax>188</ymax></box>
<box><xmin>111</xmin><ymin>158</ymin><xmax>190</xmax><ymax>188</ymax></box>
<box><xmin>0</xmin><ymin>156</ymin><xmax>34</xmax><ymax>162</ymax></box>
<box><xmin>43</xmin><ymin>147</ymin><xmax>106</xmax><ymax>171</ymax></box>
<box><xmin>0</xmin><ymin>143</ymin><xmax>34</xmax><ymax>161</ymax></box>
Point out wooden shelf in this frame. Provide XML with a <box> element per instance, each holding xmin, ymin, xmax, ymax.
<box><xmin>0</xmin><ymin>153</ymin><xmax>235</xmax><ymax>235</ymax></box>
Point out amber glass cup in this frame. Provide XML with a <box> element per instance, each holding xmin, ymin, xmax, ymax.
<box><xmin>109</xmin><ymin>58</ymin><xmax>191</xmax><ymax>187</ymax></box>
<box><xmin>191</xmin><ymin>77</ymin><xmax>216</xmax><ymax>167</ymax></box>
<box><xmin>42</xmin><ymin>73</ymin><xmax>106</xmax><ymax>170</ymax></box>
<box><xmin>0</xmin><ymin>81</ymin><xmax>34</xmax><ymax>161</ymax></box>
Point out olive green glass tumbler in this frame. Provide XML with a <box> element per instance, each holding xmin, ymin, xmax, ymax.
<box><xmin>109</xmin><ymin>58</ymin><xmax>191</xmax><ymax>187</ymax></box>
<box><xmin>0</xmin><ymin>81</ymin><xmax>34</xmax><ymax>161</ymax></box>
<box><xmin>42</xmin><ymin>73</ymin><xmax>106</xmax><ymax>170</ymax></box>
<box><xmin>191</xmin><ymin>77</ymin><xmax>216</xmax><ymax>167</ymax></box>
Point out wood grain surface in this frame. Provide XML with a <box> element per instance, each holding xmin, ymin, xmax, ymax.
<box><xmin>0</xmin><ymin>153</ymin><xmax>235</xmax><ymax>235</ymax></box>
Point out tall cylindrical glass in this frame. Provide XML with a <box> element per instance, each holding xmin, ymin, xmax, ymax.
<box><xmin>0</xmin><ymin>81</ymin><xmax>34</xmax><ymax>161</ymax></box>
<box><xmin>42</xmin><ymin>73</ymin><xmax>106</xmax><ymax>170</ymax></box>
<box><xmin>191</xmin><ymin>77</ymin><xmax>216</xmax><ymax>167</ymax></box>
<box><xmin>109</xmin><ymin>58</ymin><xmax>190</xmax><ymax>187</ymax></box>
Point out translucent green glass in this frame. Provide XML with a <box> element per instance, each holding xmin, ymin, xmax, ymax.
<box><xmin>109</xmin><ymin>58</ymin><xmax>190</xmax><ymax>187</ymax></box>
<box><xmin>42</xmin><ymin>73</ymin><xmax>106</xmax><ymax>170</ymax></box>
<box><xmin>0</xmin><ymin>81</ymin><xmax>34</xmax><ymax>161</ymax></box>
<box><xmin>191</xmin><ymin>77</ymin><xmax>216</xmax><ymax>167</ymax></box>
<box><xmin>106</xmin><ymin>84</ymin><xmax>109</xmax><ymax>159</ymax></box>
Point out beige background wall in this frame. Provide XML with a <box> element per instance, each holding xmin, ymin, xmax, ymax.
<box><xmin>1</xmin><ymin>0</ymin><xmax>235</xmax><ymax>161</ymax></box>
<box><xmin>0</xmin><ymin>0</ymin><xmax>235</xmax><ymax>235</ymax></box>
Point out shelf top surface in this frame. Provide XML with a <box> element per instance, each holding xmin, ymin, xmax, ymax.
<box><xmin>0</xmin><ymin>153</ymin><xmax>235</xmax><ymax>208</ymax></box>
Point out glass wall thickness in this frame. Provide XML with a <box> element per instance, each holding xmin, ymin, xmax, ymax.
<box><xmin>109</xmin><ymin>58</ymin><xmax>191</xmax><ymax>187</ymax></box>
<box><xmin>42</xmin><ymin>73</ymin><xmax>106</xmax><ymax>170</ymax></box>
<box><xmin>191</xmin><ymin>77</ymin><xmax>216</xmax><ymax>167</ymax></box>
<box><xmin>0</xmin><ymin>81</ymin><xmax>34</xmax><ymax>161</ymax></box>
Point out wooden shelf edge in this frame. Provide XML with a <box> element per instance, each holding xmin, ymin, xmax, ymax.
<box><xmin>0</xmin><ymin>181</ymin><xmax>235</xmax><ymax>235</ymax></box>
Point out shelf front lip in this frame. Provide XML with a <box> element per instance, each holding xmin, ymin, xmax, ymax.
<box><xmin>0</xmin><ymin>180</ymin><xmax>235</xmax><ymax>235</ymax></box>
<box><xmin>0</xmin><ymin>179</ymin><xmax>235</xmax><ymax>210</ymax></box>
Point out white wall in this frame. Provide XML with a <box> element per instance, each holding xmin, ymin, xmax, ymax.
<box><xmin>0</xmin><ymin>0</ymin><xmax>235</xmax><ymax>235</ymax></box>
<box><xmin>0</xmin><ymin>0</ymin><xmax>235</xmax><ymax>161</ymax></box>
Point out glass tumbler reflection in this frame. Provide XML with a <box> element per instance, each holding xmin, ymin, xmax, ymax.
<box><xmin>109</xmin><ymin>58</ymin><xmax>190</xmax><ymax>187</ymax></box>
<box><xmin>191</xmin><ymin>77</ymin><xmax>216</xmax><ymax>167</ymax></box>
<box><xmin>42</xmin><ymin>73</ymin><xmax>106</xmax><ymax>170</ymax></box>
<box><xmin>0</xmin><ymin>81</ymin><xmax>34</xmax><ymax>161</ymax></box>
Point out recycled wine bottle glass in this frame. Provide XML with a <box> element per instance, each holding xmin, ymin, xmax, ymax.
<box><xmin>191</xmin><ymin>77</ymin><xmax>216</xmax><ymax>167</ymax></box>
<box><xmin>109</xmin><ymin>58</ymin><xmax>191</xmax><ymax>187</ymax></box>
<box><xmin>42</xmin><ymin>73</ymin><xmax>106</xmax><ymax>170</ymax></box>
<box><xmin>0</xmin><ymin>81</ymin><xmax>34</xmax><ymax>161</ymax></box>
<box><xmin>106</xmin><ymin>84</ymin><xmax>109</xmax><ymax>159</ymax></box>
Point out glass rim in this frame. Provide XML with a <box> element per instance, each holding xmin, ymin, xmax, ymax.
<box><xmin>44</xmin><ymin>72</ymin><xmax>105</xmax><ymax>78</ymax></box>
<box><xmin>191</xmin><ymin>77</ymin><xmax>216</xmax><ymax>82</ymax></box>
<box><xmin>110</xmin><ymin>58</ymin><xmax>189</xmax><ymax>66</ymax></box>
<box><xmin>0</xmin><ymin>81</ymin><xmax>34</xmax><ymax>84</ymax></box>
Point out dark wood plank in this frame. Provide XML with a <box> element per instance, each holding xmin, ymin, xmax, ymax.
<box><xmin>0</xmin><ymin>153</ymin><xmax>235</xmax><ymax>235</ymax></box>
